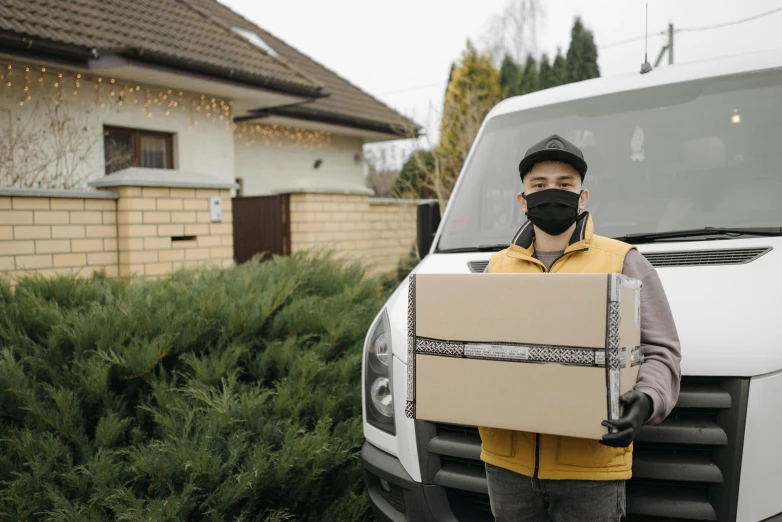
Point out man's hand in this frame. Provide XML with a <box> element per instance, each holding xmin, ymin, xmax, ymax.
<box><xmin>600</xmin><ymin>390</ymin><xmax>653</xmax><ymax>448</ymax></box>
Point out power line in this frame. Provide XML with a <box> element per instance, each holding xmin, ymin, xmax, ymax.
<box><xmin>601</xmin><ymin>32</ymin><xmax>665</xmax><ymax>50</ymax></box>
<box><xmin>600</xmin><ymin>5</ymin><xmax>782</xmax><ymax>50</ymax></box>
<box><xmin>376</xmin><ymin>81</ymin><xmax>447</xmax><ymax>97</ymax></box>
<box><xmin>677</xmin><ymin>5</ymin><xmax>782</xmax><ymax>33</ymax></box>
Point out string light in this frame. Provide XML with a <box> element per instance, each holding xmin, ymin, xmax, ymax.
<box><xmin>235</xmin><ymin>121</ymin><xmax>331</xmax><ymax>149</ymax></box>
<box><xmin>1</xmin><ymin>59</ymin><xmax>331</xmax><ymax>148</ymax></box>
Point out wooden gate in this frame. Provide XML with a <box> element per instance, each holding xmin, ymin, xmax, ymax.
<box><xmin>231</xmin><ymin>195</ymin><xmax>290</xmax><ymax>263</ymax></box>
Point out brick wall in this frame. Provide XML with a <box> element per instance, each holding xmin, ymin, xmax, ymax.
<box><xmin>111</xmin><ymin>187</ymin><xmax>234</xmax><ymax>277</ymax></box>
<box><xmin>1</xmin><ymin>179</ymin><xmax>234</xmax><ymax>280</ymax></box>
<box><xmin>0</xmin><ymin>193</ymin><xmax>119</xmax><ymax>278</ymax></box>
<box><xmin>2</xmin><ymin>186</ymin><xmax>416</xmax><ymax>280</ymax></box>
<box><xmin>288</xmin><ymin>193</ymin><xmax>417</xmax><ymax>274</ymax></box>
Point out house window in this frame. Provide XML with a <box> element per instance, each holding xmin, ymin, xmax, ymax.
<box><xmin>104</xmin><ymin>126</ymin><xmax>174</xmax><ymax>174</ymax></box>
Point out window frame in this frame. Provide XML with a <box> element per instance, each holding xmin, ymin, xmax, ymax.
<box><xmin>104</xmin><ymin>126</ymin><xmax>174</xmax><ymax>174</ymax></box>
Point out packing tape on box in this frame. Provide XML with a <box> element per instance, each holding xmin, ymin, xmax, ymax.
<box><xmin>407</xmin><ymin>275</ymin><xmax>416</xmax><ymax>405</ymax></box>
<box><xmin>610</xmin><ymin>273</ymin><xmax>642</xmax><ymax>302</ymax></box>
<box><xmin>607</xmin><ymin>275</ymin><xmax>633</xmax><ymax>427</ymax></box>
<box><xmin>415</xmin><ymin>337</ymin><xmax>642</xmax><ymax>367</ymax></box>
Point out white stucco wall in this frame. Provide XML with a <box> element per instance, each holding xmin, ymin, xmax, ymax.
<box><xmin>234</xmin><ymin>132</ymin><xmax>366</xmax><ymax>196</ymax></box>
<box><xmin>0</xmin><ymin>67</ymin><xmax>234</xmax><ymax>189</ymax></box>
<box><xmin>101</xmin><ymin>97</ymin><xmax>235</xmax><ymax>184</ymax></box>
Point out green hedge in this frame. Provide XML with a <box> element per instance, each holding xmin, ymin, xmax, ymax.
<box><xmin>0</xmin><ymin>253</ymin><xmax>390</xmax><ymax>521</ymax></box>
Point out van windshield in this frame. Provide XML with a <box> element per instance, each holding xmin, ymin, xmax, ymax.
<box><xmin>437</xmin><ymin>70</ymin><xmax>782</xmax><ymax>251</ymax></box>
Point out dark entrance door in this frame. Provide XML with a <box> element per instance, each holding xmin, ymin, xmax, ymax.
<box><xmin>231</xmin><ymin>195</ymin><xmax>290</xmax><ymax>263</ymax></box>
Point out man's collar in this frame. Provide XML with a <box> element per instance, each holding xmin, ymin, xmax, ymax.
<box><xmin>509</xmin><ymin>212</ymin><xmax>592</xmax><ymax>255</ymax></box>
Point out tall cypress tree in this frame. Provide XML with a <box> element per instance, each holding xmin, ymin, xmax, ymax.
<box><xmin>437</xmin><ymin>40</ymin><xmax>501</xmax><ymax>188</ymax></box>
<box><xmin>517</xmin><ymin>55</ymin><xmax>539</xmax><ymax>95</ymax></box>
<box><xmin>444</xmin><ymin>62</ymin><xmax>456</xmax><ymax>98</ymax></box>
<box><xmin>566</xmin><ymin>17</ymin><xmax>600</xmax><ymax>83</ymax></box>
<box><xmin>499</xmin><ymin>55</ymin><xmax>521</xmax><ymax>98</ymax></box>
<box><xmin>538</xmin><ymin>53</ymin><xmax>554</xmax><ymax>90</ymax></box>
<box><xmin>552</xmin><ymin>49</ymin><xmax>568</xmax><ymax>86</ymax></box>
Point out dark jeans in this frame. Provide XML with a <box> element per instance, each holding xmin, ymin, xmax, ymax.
<box><xmin>485</xmin><ymin>463</ymin><xmax>626</xmax><ymax>522</ymax></box>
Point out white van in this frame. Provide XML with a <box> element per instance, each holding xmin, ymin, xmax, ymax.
<box><xmin>361</xmin><ymin>48</ymin><xmax>782</xmax><ymax>522</ymax></box>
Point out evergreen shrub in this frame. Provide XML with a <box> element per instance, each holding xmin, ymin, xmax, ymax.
<box><xmin>0</xmin><ymin>253</ymin><xmax>390</xmax><ymax>522</ymax></box>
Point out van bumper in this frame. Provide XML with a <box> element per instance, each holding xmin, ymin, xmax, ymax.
<box><xmin>362</xmin><ymin>441</ymin><xmax>455</xmax><ymax>522</ymax></box>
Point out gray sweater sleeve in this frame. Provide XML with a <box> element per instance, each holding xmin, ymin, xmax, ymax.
<box><xmin>622</xmin><ymin>249</ymin><xmax>682</xmax><ymax>425</ymax></box>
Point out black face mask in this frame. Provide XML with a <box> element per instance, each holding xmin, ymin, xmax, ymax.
<box><xmin>522</xmin><ymin>189</ymin><xmax>582</xmax><ymax>236</ymax></box>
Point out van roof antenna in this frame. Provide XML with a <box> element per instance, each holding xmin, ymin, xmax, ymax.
<box><xmin>641</xmin><ymin>3</ymin><xmax>653</xmax><ymax>74</ymax></box>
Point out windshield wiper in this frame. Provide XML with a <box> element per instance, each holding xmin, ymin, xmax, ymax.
<box><xmin>436</xmin><ymin>244</ymin><xmax>508</xmax><ymax>253</ymax></box>
<box><xmin>616</xmin><ymin>227</ymin><xmax>782</xmax><ymax>244</ymax></box>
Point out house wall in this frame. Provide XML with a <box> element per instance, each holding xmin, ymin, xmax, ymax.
<box><xmin>0</xmin><ymin>65</ymin><xmax>235</xmax><ymax>189</ymax></box>
<box><xmin>234</xmin><ymin>133</ymin><xmax>365</xmax><ymax>196</ymax></box>
<box><xmin>102</xmin><ymin>102</ymin><xmax>235</xmax><ymax>184</ymax></box>
<box><xmin>288</xmin><ymin>193</ymin><xmax>417</xmax><ymax>275</ymax></box>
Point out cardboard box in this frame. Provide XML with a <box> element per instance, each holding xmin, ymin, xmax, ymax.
<box><xmin>404</xmin><ymin>273</ymin><xmax>642</xmax><ymax>440</ymax></box>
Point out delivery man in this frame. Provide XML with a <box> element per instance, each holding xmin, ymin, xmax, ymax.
<box><xmin>481</xmin><ymin>134</ymin><xmax>682</xmax><ymax>521</ymax></box>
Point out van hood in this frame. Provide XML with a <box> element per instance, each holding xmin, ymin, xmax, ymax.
<box><xmin>387</xmin><ymin>237</ymin><xmax>782</xmax><ymax>377</ymax></box>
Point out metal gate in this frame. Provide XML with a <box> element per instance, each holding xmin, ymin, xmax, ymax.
<box><xmin>231</xmin><ymin>194</ymin><xmax>290</xmax><ymax>263</ymax></box>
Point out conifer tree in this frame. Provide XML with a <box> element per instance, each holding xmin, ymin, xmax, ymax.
<box><xmin>552</xmin><ymin>49</ymin><xmax>568</xmax><ymax>86</ymax></box>
<box><xmin>437</xmin><ymin>40</ymin><xmax>500</xmax><ymax>187</ymax></box>
<box><xmin>395</xmin><ymin>149</ymin><xmax>436</xmax><ymax>198</ymax></box>
<box><xmin>566</xmin><ymin>17</ymin><xmax>600</xmax><ymax>83</ymax></box>
<box><xmin>538</xmin><ymin>53</ymin><xmax>554</xmax><ymax>90</ymax></box>
<box><xmin>517</xmin><ymin>55</ymin><xmax>539</xmax><ymax>95</ymax></box>
<box><xmin>499</xmin><ymin>55</ymin><xmax>522</xmax><ymax>98</ymax></box>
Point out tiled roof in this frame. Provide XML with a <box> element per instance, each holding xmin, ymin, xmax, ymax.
<box><xmin>0</xmin><ymin>0</ymin><xmax>418</xmax><ymax>136</ymax></box>
<box><xmin>0</xmin><ymin>0</ymin><xmax>322</xmax><ymax>95</ymax></box>
<box><xmin>182</xmin><ymin>0</ymin><xmax>419</xmax><ymax>135</ymax></box>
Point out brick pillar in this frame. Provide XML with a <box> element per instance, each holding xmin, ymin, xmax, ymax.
<box><xmin>89</xmin><ymin>168</ymin><xmax>236</xmax><ymax>278</ymax></box>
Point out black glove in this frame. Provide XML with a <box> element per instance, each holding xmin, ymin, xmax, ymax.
<box><xmin>600</xmin><ymin>390</ymin><xmax>653</xmax><ymax>448</ymax></box>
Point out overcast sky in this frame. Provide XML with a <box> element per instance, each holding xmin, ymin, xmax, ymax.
<box><xmin>222</xmin><ymin>0</ymin><xmax>782</xmax><ymax>163</ymax></box>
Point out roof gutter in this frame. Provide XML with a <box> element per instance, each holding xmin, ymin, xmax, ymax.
<box><xmin>258</xmin><ymin>105</ymin><xmax>421</xmax><ymax>137</ymax></box>
<box><xmin>0</xmin><ymin>30</ymin><xmax>94</xmax><ymax>66</ymax></box>
<box><xmin>120</xmin><ymin>48</ymin><xmax>327</xmax><ymax>99</ymax></box>
<box><xmin>233</xmin><ymin>100</ymin><xmax>316</xmax><ymax>122</ymax></box>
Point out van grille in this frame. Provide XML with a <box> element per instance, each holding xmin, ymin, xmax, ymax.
<box><xmin>467</xmin><ymin>261</ymin><xmax>489</xmax><ymax>273</ymax></box>
<box><xmin>418</xmin><ymin>377</ymin><xmax>749</xmax><ymax>522</ymax></box>
<box><xmin>466</xmin><ymin>248</ymin><xmax>770</xmax><ymax>272</ymax></box>
<box><xmin>641</xmin><ymin>248</ymin><xmax>770</xmax><ymax>267</ymax></box>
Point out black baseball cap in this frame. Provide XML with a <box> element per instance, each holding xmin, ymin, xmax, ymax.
<box><xmin>518</xmin><ymin>134</ymin><xmax>588</xmax><ymax>181</ymax></box>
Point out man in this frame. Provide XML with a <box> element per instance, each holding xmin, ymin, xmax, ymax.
<box><xmin>481</xmin><ymin>134</ymin><xmax>682</xmax><ymax>521</ymax></box>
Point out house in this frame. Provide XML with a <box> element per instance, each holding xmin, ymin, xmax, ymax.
<box><xmin>0</xmin><ymin>0</ymin><xmax>421</xmax><ymax>278</ymax></box>
<box><xmin>0</xmin><ymin>0</ymin><xmax>417</xmax><ymax>195</ymax></box>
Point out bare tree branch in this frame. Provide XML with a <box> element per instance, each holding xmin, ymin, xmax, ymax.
<box><xmin>0</xmin><ymin>86</ymin><xmax>100</xmax><ymax>189</ymax></box>
<box><xmin>483</xmin><ymin>0</ymin><xmax>544</xmax><ymax>65</ymax></box>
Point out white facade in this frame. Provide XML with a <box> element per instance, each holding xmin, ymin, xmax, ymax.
<box><xmin>1</xmin><ymin>58</ymin><xmax>400</xmax><ymax>197</ymax></box>
<box><xmin>234</xmin><ymin>131</ymin><xmax>366</xmax><ymax>196</ymax></box>
<box><xmin>0</xmin><ymin>67</ymin><xmax>235</xmax><ymax>189</ymax></box>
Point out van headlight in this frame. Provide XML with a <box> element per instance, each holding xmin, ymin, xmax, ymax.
<box><xmin>365</xmin><ymin>310</ymin><xmax>395</xmax><ymax>434</ymax></box>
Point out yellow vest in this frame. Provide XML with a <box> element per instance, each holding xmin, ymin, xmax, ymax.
<box><xmin>481</xmin><ymin>212</ymin><xmax>637</xmax><ymax>481</ymax></box>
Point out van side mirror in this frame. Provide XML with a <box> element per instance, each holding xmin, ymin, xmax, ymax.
<box><xmin>417</xmin><ymin>199</ymin><xmax>441</xmax><ymax>257</ymax></box>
